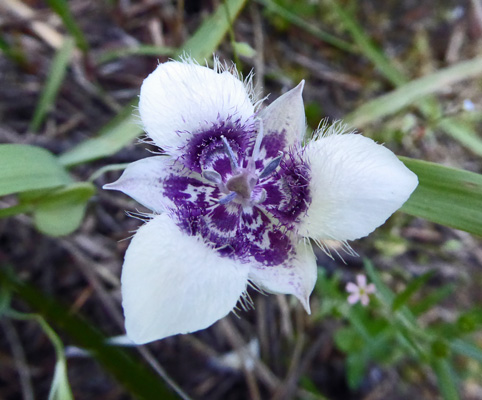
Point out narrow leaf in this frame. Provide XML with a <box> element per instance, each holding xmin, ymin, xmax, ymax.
<box><xmin>327</xmin><ymin>0</ymin><xmax>405</xmax><ymax>85</ymax></box>
<box><xmin>345</xmin><ymin>56</ymin><xmax>482</xmax><ymax>128</ymax></box>
<box><xmin>432</xmin><ymin>358</ymin><xmax>460</xmax><ymax>400</ymax></box>
<box><xmin>30</xmin><ymin>37</ymin><xmax>75</xmax><ymax>131</ymax></box>
<box><xmin>410</xmin><ymin>284</ymin><xmax>454</xmax><ymax>316</ymax></box>
<box><xmin>46</xmin><ymin>0</ymin><xmax>88</xmax><ymax>51</ymax></box>
<box><xmin>0</xmin><ymin>144</ymin><xmax>71</xmax><ymax>196</ymax></box>
<box><xmin>58</xmin><ymin>101</ymin><xmax>141</xmax><ymax>167</ymax></box>
<box><xmin>177</xmin><ymin>0</ymin><xmax>248</xmax><ymax>62</ymax></box>
<box><xmin>96</xmin><ymin>45</ymin><xmax>176</xmax><ymax>64</ymax></box>
<box><xmin>392</xmin><ymin>272</ymin><xmax>433</xmax><ymax>312</ymax></box>
<box><xmin>400</xmin><ymin>157</ymin><xmax>482</xmax><ymax>237</ymax></box>
<box><xmin>451</xmin><ymin>339</ymin><xmax>482</xmax><ymax>364</ymax></box>
<box><xmin>438</xmin><ymin>118</ymin><xmax>482</xmax><ymax>158</ymax></box>
<box><xmin>257</xmin><ymin>0</ymin><xmax>355</xmax><ymax>53</ymax></box>
<box><xmin>0</xmin><ymin>271</ymin><xmax>178</xmax><ymax>400</ymax></box>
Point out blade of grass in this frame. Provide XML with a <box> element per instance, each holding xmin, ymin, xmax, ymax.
<box><xmin>96</xmin><ymin>45</ymin><xmax>176</xmax><ymax>64</ymax></box>
<box><xmin>0</xmin><ymin>34</ymin><xmax>28</xmax><ymax>66</ymax></box>
<box><xmin>437</xmin><ymin>118</ymin><xmax>482</xmax><ymax>158</ymax></box>
<box><xmin>177</xmin><ymin>0</ymin><xmax>248</xmax><ymax>62</ymax></box>
<box><xmin>256</xmin><ymin>0</ymin><xmax>356</xmax><ymax>53</ymax></box>
<box><xmin>432</xmin><ymin>358</ymin><xmax>460</xmax><ymax>400</ymax></box>
<box><xmin>392</xmin><ymin>272</ymin><xmax>433</xmax><ymax>312</ymax></box>
<box><xmin>8</xmin><ymin>311</ymin><xmax>74</xmax><ymax>400</ymax></box>
<box><xmin>46</xmin><ymin>0</ymin><xmax>88</xmax><ymax>51</ymax></box>
<box><xmin>327</xmin><ymin>0</ymin><xmax>405</xmax><ymax>84</ymax></box>
<box><xmin>451</xmin><ymin>339</ymin><xmax>482</xmax><ymax>364</ymax></box>
<box><xmin>30</xmin><ymin>37</ymin><xmax>75</xmax><ymax>131</ymax></box>
<box><xmin>328</xmin><ymin>1</ymin><xmax>482</xmax><ymax>155</ymax></box>
<box><xmin>0</xmin><ymin>269</ymin><xmax>177</xmax><ymax>400</ymax></box>
<box><xmin>61</xmin><ymin>0</ymin><xmax>250</xmax><ymax>167</ymax></box>
<box><xmin>58</xmin><ymin>100</ymin><xmax>141</xmax><ymax>167</ymax></box>
<box><xmin>344</xmin><ymin>56</ymin><xmax>482</xmax><ymax>128</ymax></box>
<box><xmin>410</xmin><ymin>284</ymin><xmax>454</xmax><ymax>316</ymax></box>
<box><xmin>400</xmin><ymin>157</ymin><xmax>482</xmax><ymax>237</ymax></box>
<box><xmin>0</xmin><ymin>144</ymin><xmax>71</xmax><ymax>196</ymax></box>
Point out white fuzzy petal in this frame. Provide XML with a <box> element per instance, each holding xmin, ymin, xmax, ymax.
<box><xmin>258</xmin><ymin>81</ymin><xmax>306</xmax><ymax>150</ymax></box>
<box><xmin>139</xmin><ymin>60</ymin><xmax>255</xmax><ymax>152</ymax></box>
<box><xmin>122</xmin><ymin>214</ymin><xmax>249</xmax><ymax>344</ymax></box>
<box><xmin>300</xmin><ymin>133</ymin><xmax>418</xmax><ymax>241</ymax></box>
<box><xmin>103</xmin><ymin>156</ymin><xmax>175</xmax><ymax>213</ymax></box>
<box><xmin>248</xmin><ymin>239</ymin><xmax>317</xmax><ymax>313</ymax></box>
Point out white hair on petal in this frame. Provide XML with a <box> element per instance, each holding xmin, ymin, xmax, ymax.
<box><xmin>312</xmin><ymin>119</ymin><xmax>356</xmax><ymax>141</ymax></box>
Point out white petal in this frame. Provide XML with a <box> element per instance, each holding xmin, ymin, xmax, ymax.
<box><xmin>257</xmin><ymin>81</ymin><xmax>306</xmax><ymax>151</ymax></box>
<box><xmin>122</xmin><ymin>214</ymin><xmax>249</xmax><ymax>344</ymax></box>
<box><xmin>139</xmin><ymin>60</ymin><xmax>255</xmax><ymax>152</ymax></box>
<box><xmin>299</xmin><ymin>133</ymin><xmax>418</xmax><ymax>241</ymax></box>
<box><xmin>103</xmin><ymin>156</ymin><xmax>175</xmax><ymax>213</ymax></box>
<box><xmin>248</xmin><ymin>239</ymin><xmax>317</xmax><ymax>313</ymax></box>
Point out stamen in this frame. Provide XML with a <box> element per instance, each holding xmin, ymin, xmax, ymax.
<box><xmin>259</xmin><ymin>154</ymin><xmax>283</xmax><ymax>179</ymax></box>
<box><xmin>202</xmin><ymin>170</ymin><xmax>222</xmax><ymax>184</ymax></box>
<box><xmin>251</xmin><ymin>118</ymin><xmax>264</xmax><ymax>162</ymax></box>
<box><xmin>218</xmin><ymin>191</ymin><xmax>237</xmax><ymax>205</ymax></box>
<box><xmin>221</xmin><ymin>136</ymin><xmax>239</xmax><ymax>170</ymax></box>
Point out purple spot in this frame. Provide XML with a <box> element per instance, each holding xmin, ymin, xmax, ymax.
<box><xmin>179</xmin><ymin>117</ymin><xmax>255</xmax><ymax>173</ymax></box>
<box><xmin>261</xmin><ymin>130</ymin><xmax>286</xmax><ymax>158</ymax></box>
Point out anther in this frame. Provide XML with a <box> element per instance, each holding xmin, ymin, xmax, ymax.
<box><xmin>218</xmin><ymin>191</ymin><xmax>237</xmax><ymax>205</ymax></box>
<box><xmin>202</xmin><ymin>170</ymin><xmax>222</xmax><ymax>184</ymax></box>
<box><xmin>259</xmin><ymin>154</ymin><xmax>283</xmax><ymax>179</ymax></box>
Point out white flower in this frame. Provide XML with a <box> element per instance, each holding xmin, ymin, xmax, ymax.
<box><xmin>346</xmin><ymin>274</ymin><xmax>376</xmax><ymax>306</ymax></box>
<box><xmin>104</xmin><ymin>58</ymin><xmax>418</xmax><ymax>344</ymax></box>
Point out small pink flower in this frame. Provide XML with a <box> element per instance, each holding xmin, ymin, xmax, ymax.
<box><xmin>346</xmin><ymin>274</ymin><xmax>376</xmax><ymax>306</ymax></box>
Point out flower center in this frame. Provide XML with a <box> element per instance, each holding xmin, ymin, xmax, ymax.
<box><xmin>226</xmin><ymin>170</ymin><xmax>257</xmax><ymax>200</ymax></box>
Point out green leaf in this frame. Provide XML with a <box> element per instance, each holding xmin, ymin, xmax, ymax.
<box><xmin>0</xmin><ymin>144</ymin><xmax>71</xmax><ymax>196</ymax></box>
<box><xmin>30</xmin><ymin>37</ymin><xmax>75</xmax><ymax>131</ymax></box>
<box><xmin>257</xmin><ymin>0</ymin><xmax>355</xmax><ymax>53</ymax></box>
<box><xmin>48</xmin><ymin>359</ymin><xmax>74</xmax><ymax>400</ymax></box>
<box><xmin>95</xmin><ymin>45</ymin><xmax>175</xmax><ymax>64</ymax></box>
<box><xmin>438</xmin><ymin>118</ymin><xmax>482</xmax><ymax>158</ymax></box>
<box><xmin>346</xmin><ymin>353</ymin><xmax>366</xmax><ymax>389</ymax></box>
<box><xmin>400</xmin><ymin>157</ymin><xmax>482</xmax><ymax>237</ymax></box>
<box><xmin>6</xmin><ymin>311</ymin><xmax>74</xmax><ymax>400</ymax></box>
<box><xmin>58</xmin><ymin>101</ymin><xmax>141</xmax><ymax>167</ymax></box>
<box><xmin>410</xmin><ymin>284</ymin><xmax>454</xmax><ymax>316</ymax></box>
<box><xmin>33</xmin><ymin>182</ymin><xmax>95</xmax><ymax>236</ymax></box>
<box><xmin>392</xmin><ymin>272</ymin><xmax>433</xmax><ymax>312</ymax></box>
<box><xmin>177</xmin><ymin>0</ymin><xmax>248</xmax><ymax>62</ymax></box>
<box><xmin>432</xmin><ymin>358</ymin><xmax>460</xmax><ymax>400</ymax></box>
<box><xmin>451</xmin><ymin>339</ymin><xmax>482</xmax><ymax>364</ymax></box>
<box><xmin>46</xmin><ymin>0</ymin><xmax>88</xmax><ymax>51</ymax></box>
<box><xmin>345</xmin><ymin>56</ymin><xmax>482</xmax><ymax>128</ymax></box>
<box><xmin>327</xmin><ymin>0</ymin><xmax>405</xmax><ymax>85</ymax></box>
<box><xmin>59</xmin><ymin>0</ymin><xmax>252</xmax><ymax>167</ymax></box>
<box><xmin>233</xmin><ymin>41</ymin><xmax>256</xmax><ymax>58</ymax></box>
<box><xmin>0</xmin><ymin>270</ymin><xmax>178</xmax><ymax>400</ymax></box>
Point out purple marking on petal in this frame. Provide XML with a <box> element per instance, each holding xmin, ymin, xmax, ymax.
<box><xmin>260</xmin><ymin>151</ymin><xmax>311</xmax><ymax>226</ymax></box>
<box><xmin>179</xmin><ymin>116</ymin><xmax>255</xmax><ymax>174</ymax></box>
<box><xmin>261</xmin><ymin>130</ymin><xmax>286</xmax><ymax>159</ymax></box>
<box><xmin>208</xmin><ymin>204</ymin><xmax>241</xmax><ymax>233</ymax></box>
<box><xmin>163</xmin><ymin>175</ymin><xmax>205</xmax><ymax>203</ymax></box>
